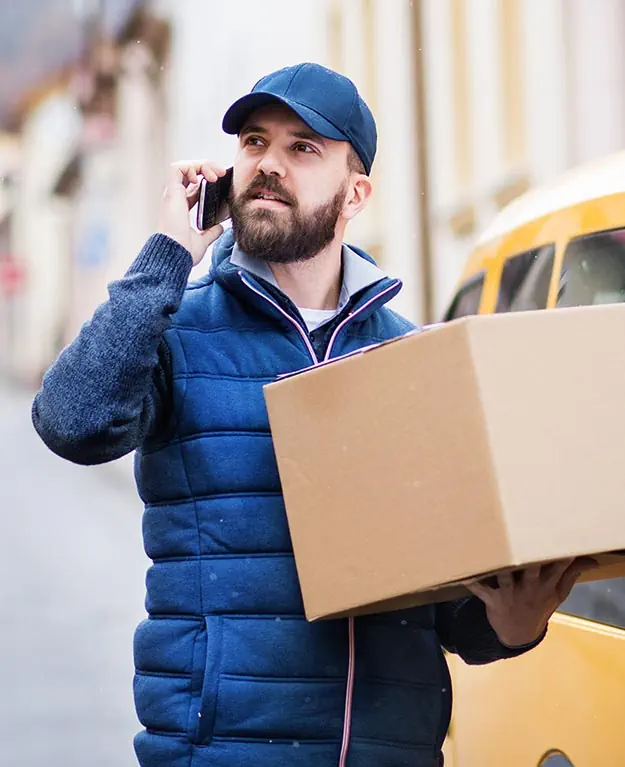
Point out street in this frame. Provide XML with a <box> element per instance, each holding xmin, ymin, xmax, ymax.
<box><xmin>0</xmin><ymin>382</ymin><xmax>148</xmax><ymax>767</ymax></box>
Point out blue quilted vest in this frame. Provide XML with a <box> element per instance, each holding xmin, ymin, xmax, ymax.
<box><xmin>132</xmin><ymin>231</ymin><xmax>451</xmax><ymax>767</ymax></box>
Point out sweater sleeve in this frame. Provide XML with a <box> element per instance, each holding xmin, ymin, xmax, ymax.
<box><xmin>434</xmin><ymin>596</ymin><xmax>546</xmax><ymax>665</ymax></box>
<box><xmin>32</xmin><ymin>234</ymin><xmax>193</xmax><ymax>465</ymax></box>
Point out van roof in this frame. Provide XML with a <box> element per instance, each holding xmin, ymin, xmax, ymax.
<box><xmin>477</xmin><ymin>150</ymin><xmax>625</xmax><ymax>246</ymax></box>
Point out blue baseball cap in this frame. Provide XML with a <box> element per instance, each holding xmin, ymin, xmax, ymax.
<box><xmin>222</xmin><ymin>63</ymin><xmax>376</xmax><ymax>175</ymax></box>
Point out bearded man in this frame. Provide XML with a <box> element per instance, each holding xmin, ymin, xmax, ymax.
<box><xmin>32</xmin><ymin>63</ymin><xmax>586</xmax><ymax>767</ymax></box>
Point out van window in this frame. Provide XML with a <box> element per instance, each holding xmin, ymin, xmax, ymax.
<box><xmin>560</xmin><ymin>578</ymin><xmax>625</xmax><ymax>630</ymax></box>
<box><xmin>496</xmin><ymin>244</ymin><xmax>555</xmax><ymax>313</ymax></box>
<box><xmin>444</xmin><ymin>273</ymin><xmax>484</xmax><ymax>321</ymax></box>
<box><xmin>557</xmin><ymin>229</ymin><xmax>625</xmax><ymax>308</ymax></box>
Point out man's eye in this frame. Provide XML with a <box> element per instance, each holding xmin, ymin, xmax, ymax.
<box><xmin>245</xmin><ymin>137</ymin><xmax>264</xmax><ymax>147</ymax></box>
<box><xmin>293</xmin><ymin>143</ymin><xmax>315</xmax><ymax>153</ymax></box>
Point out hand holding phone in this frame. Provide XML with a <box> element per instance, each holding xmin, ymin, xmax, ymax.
<box><xmin>159</xmin><ymin>160</ymin><xmax>229</xmax><ymax>266</ymax></box>
<box><xmin>197</xmin><ymin>167</ymin><xmax>233</xmax><ymax>231</ymax></box>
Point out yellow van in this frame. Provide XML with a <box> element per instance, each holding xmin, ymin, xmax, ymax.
<box><xmin>441</xmin><ymin>151</ymin><xmax>625</xmax><ymax>767</ymax></box>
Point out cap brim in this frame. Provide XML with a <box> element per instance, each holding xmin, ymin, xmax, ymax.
<box><xmin>222</xmin><ymin>92</ymin><xmax>347</xmax><ymax>143</ymax></box>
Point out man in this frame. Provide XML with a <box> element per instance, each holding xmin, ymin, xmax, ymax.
<box><xmin>33</xmin><ymin>63</ymin><xmax>592</xmax><ymax>767</ymax></box>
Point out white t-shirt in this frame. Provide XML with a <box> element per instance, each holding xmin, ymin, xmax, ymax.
<box><xmin>298</xmin><ymin>306</ymin><xmax>340</xmax><ymax>332</ymax></box>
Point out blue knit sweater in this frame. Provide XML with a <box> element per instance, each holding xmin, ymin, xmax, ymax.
<box><xmin>32</xmin><ymin>231</ymin><xmax>537</xmax><ymax>767</ymax></box>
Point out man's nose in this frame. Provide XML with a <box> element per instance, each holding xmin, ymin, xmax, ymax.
<box><xmin>256</xmin><ymin>149</ymin><xmax>287</xmax><ymax>178</ymax></box>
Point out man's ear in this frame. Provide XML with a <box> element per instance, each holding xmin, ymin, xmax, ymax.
<box><xmin>343</xmin><ymin>175</ymin><xmax>373</xmax><ymax>221</ymax></box>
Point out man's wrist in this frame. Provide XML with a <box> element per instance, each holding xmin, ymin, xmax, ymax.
<box><xmin>157</xmin><ymin>230</ymin><xmax>192</xmax><ymax>254</ymax></box>
<box><xmin>128</xmin><ymin>233</ymin><xmax>194</xmax><ymax>290</ymax></box>
<box><xmin>497</xmin><ymin>624</ymin><xmax>548</xmax><ymax>650</ymax></box>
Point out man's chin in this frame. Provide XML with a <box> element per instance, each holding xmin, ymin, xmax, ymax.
<box><xmin>245</xmin><ymin>206</ymin><xmax>291</xmax><ymax>223</ymax></box>
<box><xmin>239</xmin><ymin>213</ymin><xmax>293</xmax><ymax>237</ymax></box>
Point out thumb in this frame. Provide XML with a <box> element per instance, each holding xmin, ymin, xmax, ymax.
<box><xmin>202</xmin><ymin>223</ymin><xmax>225</xmax><ymax>247</ymax></box>
<box><xmin>465</xmin><ymin>580</ymin><xmax>497</xmax><ymax>609</ymax></box>
<box><xmin>191</xmin><ymin>224</ymin><xmax>224</xmax><ymax>266</ymax></box>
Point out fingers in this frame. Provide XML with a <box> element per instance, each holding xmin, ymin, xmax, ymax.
<box><xmin>167</xmin><ymin>162</ymin><xmax>190</xmax><ymax>190</ymax></box>
<box><xmin>465</xmin><ymin>569</ymin><xmax>518</xmax><ymax>607</ymax></box>
<box><xmin>574</xmin><ymin>556</ymin><xmax>600</xmax><ymax>574</ymax></box>
<box><xmin>169</xmin><ymin>160</ymin><xmax>227</xmax><ymax>189</ymax></box>
<box><xmin>496</xmin><ymin>571</ymin><xmax>515</xmax><ymax>592</ymax></box>
<box><xmin>464</xmin><ymin>557</ymin><xmax>601</xmax><ymax>626</ymax></box>
<box><xmin>522</xmin><ymin>565</ymin><xmax>541</xmax><ymax>587</ymax></box>
<box><xmin>199</xmin><ymin>160</ymin><xmax>227</xmax><ymax>183</ymax></box>
<box><xmin>555</xmin><ymin>562</ymin><xmax>584</xmax><ymax>602</ymax></box>
<box><xmin>466</xmin><ymin>580</ymin><xmax>497</xmax><ymax>608</ymax></box>
<box><xmin>186</xmin><ymin>181</ymin><xmax>202</xmax><ymax>211</ymax></box>
<box><xmin>541</xmin><ymin>558</ymin><xmax>576</xmax><ymax>589</ymax></box>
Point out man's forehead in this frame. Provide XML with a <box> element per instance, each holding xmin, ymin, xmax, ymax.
<box><xmin>241</xmin><ymin>104</ymin><xmax>325</xmax><ymax>140</ymax></box>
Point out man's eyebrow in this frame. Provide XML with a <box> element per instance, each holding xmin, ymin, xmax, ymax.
<box><xmin>239</xmin><ymin>124</ymin><xmax>268</xmax><ymax>138</ymax></box>
<box><xmin>290</xmin><ymin>130</ymin><xmax>326</xmax><ymax>145</ymax></box>
<box><xmin>239</xmin><ymin>125</ymin><xmax>327</xmax><ymax>145</ymax></box>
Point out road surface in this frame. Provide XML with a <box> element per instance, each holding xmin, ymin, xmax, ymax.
<box><xmin>0</xmin><ymin>382</ymin><xmax>148</xmax><ymax>767</ymax></box>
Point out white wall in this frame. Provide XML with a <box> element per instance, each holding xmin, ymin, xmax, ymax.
<box><xmin>520</xmin><ymin>0</ymin><xmax>570</xmax><ymax>185</ymax></box>
<box><xmin>566</xmin><ymin>0</ymin><xmax>625</xmax><ymax>165</ymax></box>
<box><xmin>421</xmin><ymin>0</ymin><xmax>472</xmax><ymax>318</ymax></box>
<box><xmin>162</xmin><ymin>0</ymin><xmax>332</xmax><ymax>167</ymax></box>
<box><xmin>466</xmin><ymin>0</ymin><xmax>503</xmax><ymax>205</ymax></box>
<box><xmin>370</xmin><ymin>0</ymin><xmax>422</xmax><ymax>322</ymax></box>
<box><xmin>112</xmin><ymin>41</ymin><xmax>166</xmax><ymax>275</ymax></box>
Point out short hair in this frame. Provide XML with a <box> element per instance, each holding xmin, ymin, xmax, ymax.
<box><xmin>347</xmin><ymin>145</ymin><xmax>366</xmax><ymax>175</ymax></box>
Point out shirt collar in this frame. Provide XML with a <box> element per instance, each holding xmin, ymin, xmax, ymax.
<box><xmin>230</xmin><ymin>242</ymin><xmax>385</xmax><ymax>310</ymax></box>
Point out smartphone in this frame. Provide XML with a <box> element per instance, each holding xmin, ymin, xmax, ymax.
<box><xmin>196</xmin><ymin>167</ymin><xmax>233</xmax><ymax>230</ymax></box>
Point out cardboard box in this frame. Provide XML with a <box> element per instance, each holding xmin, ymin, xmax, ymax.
<box><xmin>264</xmin><ymin>304</ymin><xmax>625</xmax><ymax>621</ymax></box>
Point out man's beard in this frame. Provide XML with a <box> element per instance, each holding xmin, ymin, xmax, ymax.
<box><xmin>229</xmin><ymin>175</ymin><xmax>346</xmax><ymax>264</ymax></box>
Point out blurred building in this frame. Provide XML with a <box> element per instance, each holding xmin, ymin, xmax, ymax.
<box><xmin>1</xmin><ymin>0</ymin><xmax>625</xmax><ymax>384</ymax></box>
<box><xmin>420</xmin><ymin>0</ymin><xmax>625</xmax><ymax>319</ymax></box>
<box><xmin>0</xmin><ymin>133</ymin><xmax>22</xmax><ymax>377</ymax></box>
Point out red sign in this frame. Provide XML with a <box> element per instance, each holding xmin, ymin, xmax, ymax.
<box><xmin>0</xmin><ymin>261</ymin><xmax>26</xmax><ymax>294</ymax></box>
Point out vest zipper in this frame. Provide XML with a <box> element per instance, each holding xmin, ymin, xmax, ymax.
<box><xmin>337</xmin><ymin>616</ymin><xmax>356</xmax><ymax>767</ymax></box>
<box><xmin>324</xmin><ymin>280</ymin><xmax>401</xmax><ymax>358</ymax></box>
<box><xmin>241</xmin><ymin>272</ymin><xmax>399</xmax><ymax>767</ymax></box>
<box><xmin>239</xmin><ymin>274</ymin><xmax>317</xmax><ymax>361</ymax></box>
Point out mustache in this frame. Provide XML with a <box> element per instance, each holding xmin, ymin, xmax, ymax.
<box><xmin>239</xmin><ymin>175</ymin><xmax>296</xmax><ymax>207</ymax></box>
